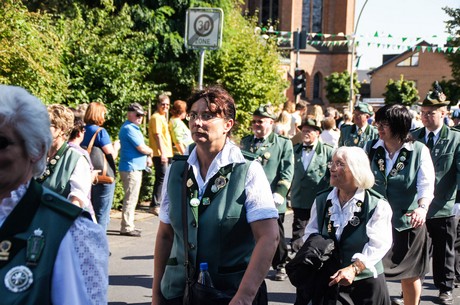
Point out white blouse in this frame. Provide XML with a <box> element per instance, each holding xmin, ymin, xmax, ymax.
<box><xmin>304</xmin><ymin>188</ymin><xmax>393</xmax><ymax>277</ymax></box>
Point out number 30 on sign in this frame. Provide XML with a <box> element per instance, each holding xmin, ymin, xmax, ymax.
<box><xmin>185</xmin><ymin>8</ymin><xmax>223</xmax><ymax>50</ymax></box>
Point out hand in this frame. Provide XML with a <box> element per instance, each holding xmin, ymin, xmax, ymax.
<box><xmin>272</xmin><ymin>193</ymin><xmax>284</xmax><ymax>207</ymax></box>
<box><xmin>452</xmin><ymin>203</ymin><xmax>460</xmax><ymax>219</ymax></box>
<box><xmin>406</xmin><ymin>207</ymin><xmax>427</xmax><ymax>228</ymax></box>
<box><xmin>160</xmin><ymin>154</ymin><xmax>168</xmax><ymax>164</ymax></box>
<box><xmin>146</xmin><ymin>157</ymin><xmax>153</xmax><ymax>167</ymax></box>
<box><xmin>328</xmin><ymin>265</ymin><xmax>356</xmax><ymax>287</ymax></box>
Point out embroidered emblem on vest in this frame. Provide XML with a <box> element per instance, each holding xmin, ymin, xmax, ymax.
<box><xmin>26</xmin><ymin>228</ymin><xmax>45</xmax><ymax>266</ymax></box>
<box><xmin>0</xmin><ymin>240</ymin><xmax>12</xmax><ymax>261</ymax></box>
<box><xmin>4</xmin><ymin>265</ymin><xmax>33</xmax><ymax>293</ymax></box>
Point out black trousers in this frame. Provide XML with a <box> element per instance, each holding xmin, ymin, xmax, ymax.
<box><xmin>426</xmin><ymin>216</ymin><xmax>456</xmax><ymax>292</ymax></box>
<box><xmin>291</xmin><ymin>208</ymin><xmax>311</xmax><ymax>252</ymax></box>
<box><xmin>336</xmin><ymin>273</ymin><xmax>390</xmax><ymax>305</ymax></box>
<box><xmin>455</xmin><ymin>217</ymin><xmax>460</xmax><ymax>280</ymax></box>
<box><xmin>159</xmin><ymin>281</ymin><xmax>268</xmax><ymax>305</ymax></box>
<box><xmin>272</xmin><ymin>213</ymin><xmax>289</xmax><ymax>269</ymax></box>
<box><xmin>151</xmin><ymin>157</ymin><xmax>171</xmax><ymax>207</ymax></box>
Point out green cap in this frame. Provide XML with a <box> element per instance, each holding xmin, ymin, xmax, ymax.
<box><xmin>299</xmin><ymin>118</ymin><xmax>322</xmax><ymax>132</ymax></box>
<box><xmin>354</xmin><ymin>102</ymin><xmax>373</xmax><ymax>115</ymax></box>
<box><xmin>253</xmin><ymin>104</ymin><xmax>277</xmax><ymax>120</ymax></box>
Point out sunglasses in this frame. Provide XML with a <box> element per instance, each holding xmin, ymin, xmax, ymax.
<box><xmin>0</xmin><ymin>136</ymin><xmax>15</xmax><ymax>150</ymax></box>
<box><xmin>136</xmin><ymin>113</ymin><xmax>144</xmax><ymax>118</ymax></box>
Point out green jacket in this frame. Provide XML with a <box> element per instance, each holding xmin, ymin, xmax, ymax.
<box><xmin>365</xmin><ymin>140</ymin><xmax>425</xmax><ymax>231</ymax></box>
<box><xmin>339</xmin><ymin>124</ymin><xmax>378</xmax><ymax>148</ymax></box>
<box><xmin>412</xmin><ymin>125</ymin><xmax>460</xmax><ymax>218</ymax></box>
<box><xmin>40</xmin><ymin>144</ymin><xmax>81</xmax><ymax>198</ymax></box>
<box><xmin>315</xmin><ymin>188</ymin><xmax>384</xmax><ymax>281</ymax></box>
<box><xmin>290</xmin><ymin>142</ymin><xmax>333</xmax><ymax>209</ymax></box>
<box><xmin>0</xmin><ymin>180</ymin><xmax>82</xmax><ymax>304</ymax></box>
<box><xmin>240</xmin><ymin>132</ymin><xmax>294</xmax><ymax>213</ymax></box>
<box><xmin>161</xmin><ymin>158</ymin><xmax>253</xmax><ymax>299</ymax></box>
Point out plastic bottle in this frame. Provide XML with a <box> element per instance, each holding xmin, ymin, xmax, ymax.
<box><xmin>197</xmin><ymin>262</ymin><xmax>214</xmax><ymax>287</ymax></box>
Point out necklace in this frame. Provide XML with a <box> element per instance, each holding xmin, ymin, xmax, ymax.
<box><xmin>36</xmin><ymin>143</ymin><xmax>69</xmax><ymax>183</ymax></box>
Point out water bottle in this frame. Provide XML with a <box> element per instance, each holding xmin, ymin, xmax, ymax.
<box><xmin>197</xmin><ymin>262</ymin><xmax>214</xmax><ymax>287</ymax></box>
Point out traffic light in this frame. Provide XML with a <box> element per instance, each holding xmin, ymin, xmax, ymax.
<box><xmin>293</xmin><ymin>69</ymin><xmax>306</xmax><ymax>96</ymax></box>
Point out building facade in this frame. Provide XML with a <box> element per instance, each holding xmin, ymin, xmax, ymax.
<box><xmin>241</xmin><ymin>0</ymin><xmax>356</xmax><ymax>105</ymax></box>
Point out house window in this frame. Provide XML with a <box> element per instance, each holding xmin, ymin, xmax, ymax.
<box><xmin>397</xmin><ymin>52</ymin><xmax>419</xmax><ymax>67</ymax></box>
<box><xmin>313</xmin><ymin>72</ymin><xmax>322</xmax><ymax>99</ymax></box>
<box><xmin>302</xmin><ymin>0</ymin><xmax>323</xmax><ymax>33</ymax></box>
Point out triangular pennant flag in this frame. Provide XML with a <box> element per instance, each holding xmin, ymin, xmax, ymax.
<box><xmin>323</xmin><ymin>34</ymin><xmax>331</xmax><ymax>38</ymax></box>
<box><xmin>421</xmin><ymin>46</ymin><xmax>427</xmax><ymax>52</ymax></box>
<box><xmin>388</xmin><ymin>34</ymin><xmax>393</xmax><ymax>38</ymax></box>
<box><xmin>374</xmin><ymin>31</ymin><xmax>379</xmax><ymax>37</ymax></box>
<box><xmin>402</xmin><ymin>37</ymin><xmax>407</xmax><ymax>42</ymax></box>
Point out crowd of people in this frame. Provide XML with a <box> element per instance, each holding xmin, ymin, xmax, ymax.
<box><xmin>1</xmin><ymin>81</ymin><xmax>459</xmax><ymax>305</ymax></box>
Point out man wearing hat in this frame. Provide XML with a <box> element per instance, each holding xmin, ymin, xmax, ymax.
<box><xmin>118</xmin><ymin>103</ymin><xmax>154</xmax><ymax>237</ymax></box>
<box><xmin>290</xmin><ymin>119</ymin><xmax>333</xmax><ymax>253</ymax></box>
<box><xmin>411</xmin><ymin>84</ymin><xmax>460</xmax><ymax>305</ymax></box>
<box><xmin>338</xmin><ymin>102</ymin><xmax>378</xmax><ymax>148</ymax></box>
<box><xmin>241</xmin><ymin>103</ymin><xmax>294</xmax><ymax>281</ymax></box>
<box><xmin>451</xmin><ymin>109</ymin><xmax>460</xmax><ymax>130</ymax></box>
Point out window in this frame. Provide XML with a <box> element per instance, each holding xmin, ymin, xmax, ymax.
<box><xmin>302</xmin><ymin>0</ymin><xmax>323</xmax><ymax>33</ymax></box>
<box><xmin>397</xmin><ymin>52</ymin><xmax>419</xmax><ymax>67</ymax></box>
<box><xmin>313</xmin><ymin>72</ymin><xmax>322</xmax><ymax>99</ymax></box>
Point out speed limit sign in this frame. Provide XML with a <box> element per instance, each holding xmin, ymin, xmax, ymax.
<box><xmin>185</xmin><ymin>8</ymin><xmax>223</xmax><ymax>50</ymax></box>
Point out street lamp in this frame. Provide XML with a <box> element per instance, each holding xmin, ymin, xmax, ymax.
<box><xmin>349</xmin><ymin>0</ymin><xmax>370</xmax><ymax>111</ymax></box>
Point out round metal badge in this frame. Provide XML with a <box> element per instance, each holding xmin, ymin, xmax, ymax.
<box><xmin>349</xmin><ymin>216</ymin><xmax>360</xmax><ymax>227</ymax></box>
<box><xmin>4</xmin><ymin>265</ymin><xmax>33</xmax><ymax>293</ymax></box>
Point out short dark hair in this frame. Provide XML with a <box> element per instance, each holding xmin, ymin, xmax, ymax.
<box><xmin>186</xmin><ymin>85</ymin><xmax>236</xmax><ymax>122</ymax></box>
<box><xmin>69</xmin><ymin>117</ymin><xmax>85</xmax><ymax>141</ymax></box>
<box><xmin>375</xmin><ymin>104</ymin><xmax>413</xmax><ymax>142</ymax></box>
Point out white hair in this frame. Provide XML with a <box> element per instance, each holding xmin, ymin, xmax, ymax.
<box><xmin>0</xmin><ymin>85</ymin><xmax>52</xmax><ymax>177</ymax></box>
<box><xmin>333</xmin><ymin>146</ymin><xmax>375</xmax><ymax>189</ymax></box>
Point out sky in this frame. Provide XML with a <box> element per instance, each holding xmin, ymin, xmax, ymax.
<box><xmin>354</xmin><ymin>0</ymin><xmax>459</xmax><ymax>70</ymax></box>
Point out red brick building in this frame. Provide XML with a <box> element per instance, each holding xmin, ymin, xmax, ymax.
<box><xmin>368</xmin><ymin>42</ymin><xmax>453</xmax><ymax>100</ymax></box>
<box><xmin>241</xmin><ymin>0</ymin><xmax>356</xmax><ymax>105</ymax></box>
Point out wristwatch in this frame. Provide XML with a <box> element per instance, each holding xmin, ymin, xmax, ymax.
<box><xmin>418</xmin><ymin>204</ymin><xmax>428</xmax><ymax>210</ymax></box>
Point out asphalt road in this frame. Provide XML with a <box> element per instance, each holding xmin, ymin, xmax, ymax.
<box><xmin>107</xmin><ymin>207</ymin><xmax>460</xmax><ymax>305</ymax></box>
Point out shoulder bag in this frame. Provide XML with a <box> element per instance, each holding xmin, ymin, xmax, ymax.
<box><xmin>86</xmin><ymin>128</ymin><xmax>116</xmax><ymax>184</ymax></box>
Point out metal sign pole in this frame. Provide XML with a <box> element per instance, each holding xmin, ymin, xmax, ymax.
<box><xmin>198</xmin><ymin>49</ymin><xmax>205</xmax><ymax>90</ymax></box>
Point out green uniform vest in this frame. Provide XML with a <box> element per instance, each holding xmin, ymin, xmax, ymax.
<box><xmin>339</xmin><ymin>124</ymin><xmax>378</xmax><ymax>148</ymax></box>
<box><xmin>0</xmin><ymin>180</ymin><xmax>82</xmax><ymax>304</ymax></box>
<box><xmin>240</xmin><ymin>132</ymin><xmax>294</xmax><ymax>213</ymax></box>
<box><xmin>161</xmin><ymin>159</ymin><xmax>253</xmax><ymax>299</ymax></box>
<box><xmin>41</xmin><ymin>145</ymin><xmax>81</xmax><ymax>197</ymax></box>
<box><xmin>290</xmin><ymin>142</ymin><xmax>333</xmax><ymax>209</ymax></box>
<box><xmin>365</xmin><ymin>141</ymin><xmax>424</xmax><ymax>231</ymax></box>
<box><xmin>412</xmin><ymin>125</ymin><xmax>460</xmax><ymax>218</ymax></box>
<box><xmin>315</xmin><ymin>189</ymin><xmax>384</xmax><ymax>281</ymax></box>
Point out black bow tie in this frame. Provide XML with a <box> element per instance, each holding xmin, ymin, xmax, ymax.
<box><xmin>303</xmin><ymin>145</ymin><xmax>313</xmax><ymax>151</ymax></box>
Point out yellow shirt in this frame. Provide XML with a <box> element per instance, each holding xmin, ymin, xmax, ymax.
<box><xmin>148</xmin><ymin>112</ymin><xmax>173</xmax><ymax>157</ymax></box>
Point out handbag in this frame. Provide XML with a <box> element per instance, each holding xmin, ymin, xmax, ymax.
<box><xmin>181</xmin><ymin>164</ymin><xmax>233</xmax><ymax>305</ymax></box>
<box><xmin>86</xmin><ymin>128</ymin><xmax>116</xmax><ymax>184</ymax></box>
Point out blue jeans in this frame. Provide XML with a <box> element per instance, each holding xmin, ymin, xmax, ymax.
<box><xmin>91</xmin><ymin>182</ymin><xmax>116</xmax><ymax>231</ymax></box>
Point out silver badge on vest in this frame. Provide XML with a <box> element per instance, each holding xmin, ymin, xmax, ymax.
<box><xmin>4</xmin><ymin>265</ymin><xmax>33</xmax><ymax>293</ymax></box>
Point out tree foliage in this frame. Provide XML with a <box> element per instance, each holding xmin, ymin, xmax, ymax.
<box><xmin>444</xmin><ymin>6</ymin><xmax>460</xmax><ymax>85</ymax></box>
<box><xmin>0</xmin><ymin>0</ymin><xmax>68</xmax><ymax>103</ymax></box>
<box><xmin>383</xmin><ymin>75</ymin><xmax>419</xmax><ymax>106</ymax></box>
<box><xmin>324</xmin><ymin>71</ymin><xmax>360</xmax><ymax>104</ymax></box>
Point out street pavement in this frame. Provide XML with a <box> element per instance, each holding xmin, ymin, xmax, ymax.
<box><xmin>107</xmin><ymin>206</ymin><xmax>460</xmax><ymax>305</ymax></box>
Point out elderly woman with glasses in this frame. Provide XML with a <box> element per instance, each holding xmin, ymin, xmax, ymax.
<box><xmin>300</xmin><ymin>146</ymin><xmax>393</xmax><ymax>305</ymax></box>
<box><xmin>365</xmin><ymin>104</ymin><xmax>435</xmax><ymax>305</ymax></box>
<box><xmin>152</xmin><ymin>86</ymin><xmax>279</xmax><ymax>305</ymax></box>
<box><xmin>0</xmin><ymin>85</ymin><xmax>108</xmax><ymax>304</ymax></box>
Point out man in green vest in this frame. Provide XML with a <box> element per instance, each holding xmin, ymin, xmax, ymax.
<box><xmin>411</xmin><ymin>84</ymin><xmax>460</xmax><ymax>305</ymax></box>
<box><xmin>290</xmin><ymin>118</ymin><xmax>333</xmax><ymax>251</ymax></box>
<box><xmin>240</xmin><ymin>103</ymin><xmax>294</xmax><ymax>281</ymax></box>
<box><xmin>338</xmin><ymin>102</ymin><xmax>378</xmax><ymax>148</ymax></box>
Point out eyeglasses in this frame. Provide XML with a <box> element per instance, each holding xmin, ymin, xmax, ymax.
<box><xmin>327</xmin><ymin>161</ymin><xmax>346</xmax><ymax>169</ymax></box>
<box><xmin>375</xmin><ymin>122</ymin><xmax>390</xmax><ymax>129</ymax></box>
<box><xmin>136</xmin><ymin>113</ymin><xmax>144</xmax><ymax>118</ymax></box>
<box><xmin>186</xmin><ymin>112</ymin><xmax>220</xmax><ymax>122</ymax></box>
<box><xmin>251</xmin><ymin>119</ymin><xmax>265</xmax><ymax>125</ymax></box>
<box><xmin>420</xmin><ymin>111</ymin><xmax>437</xmax><ymax>117</ymax></box>
<box><xmin>0</xmin><ymin>136</ymin><xmax>15</xmax><ymax>150</ymax></box>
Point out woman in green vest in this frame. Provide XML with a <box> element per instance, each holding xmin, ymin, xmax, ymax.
<box><xmin>302</xmin><ymin>146</ymin><xmax>393</xmax><ymax>304</ymax></box>
<box><xmin>365</xmin><ymin>104</ymin><xmax>435</xmax><ymax>305</ymax></box>
<box><xmin>151</xmin><ymin>86</ymin><xmax>279</xmax><ymax>305</ymax></box>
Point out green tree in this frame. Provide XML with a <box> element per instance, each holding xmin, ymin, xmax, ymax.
<box><xmin>383</xmin><ymin>75</ymin><xmax>419</xmax><ymax>106</ymax></box>
<box><xmin>324</xmin><ymin>71</ymin><xmax>360</xmax><ymax>104</ymax></box>
<box><xmin>444</xmin><ymin>6</ymin><xmax>460</xmax><ymax>85</ymax></box>
<box><xmin>0</xmin><ymin>0</ymin><xmax>68</xmax><ymax>103</ymax></box>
